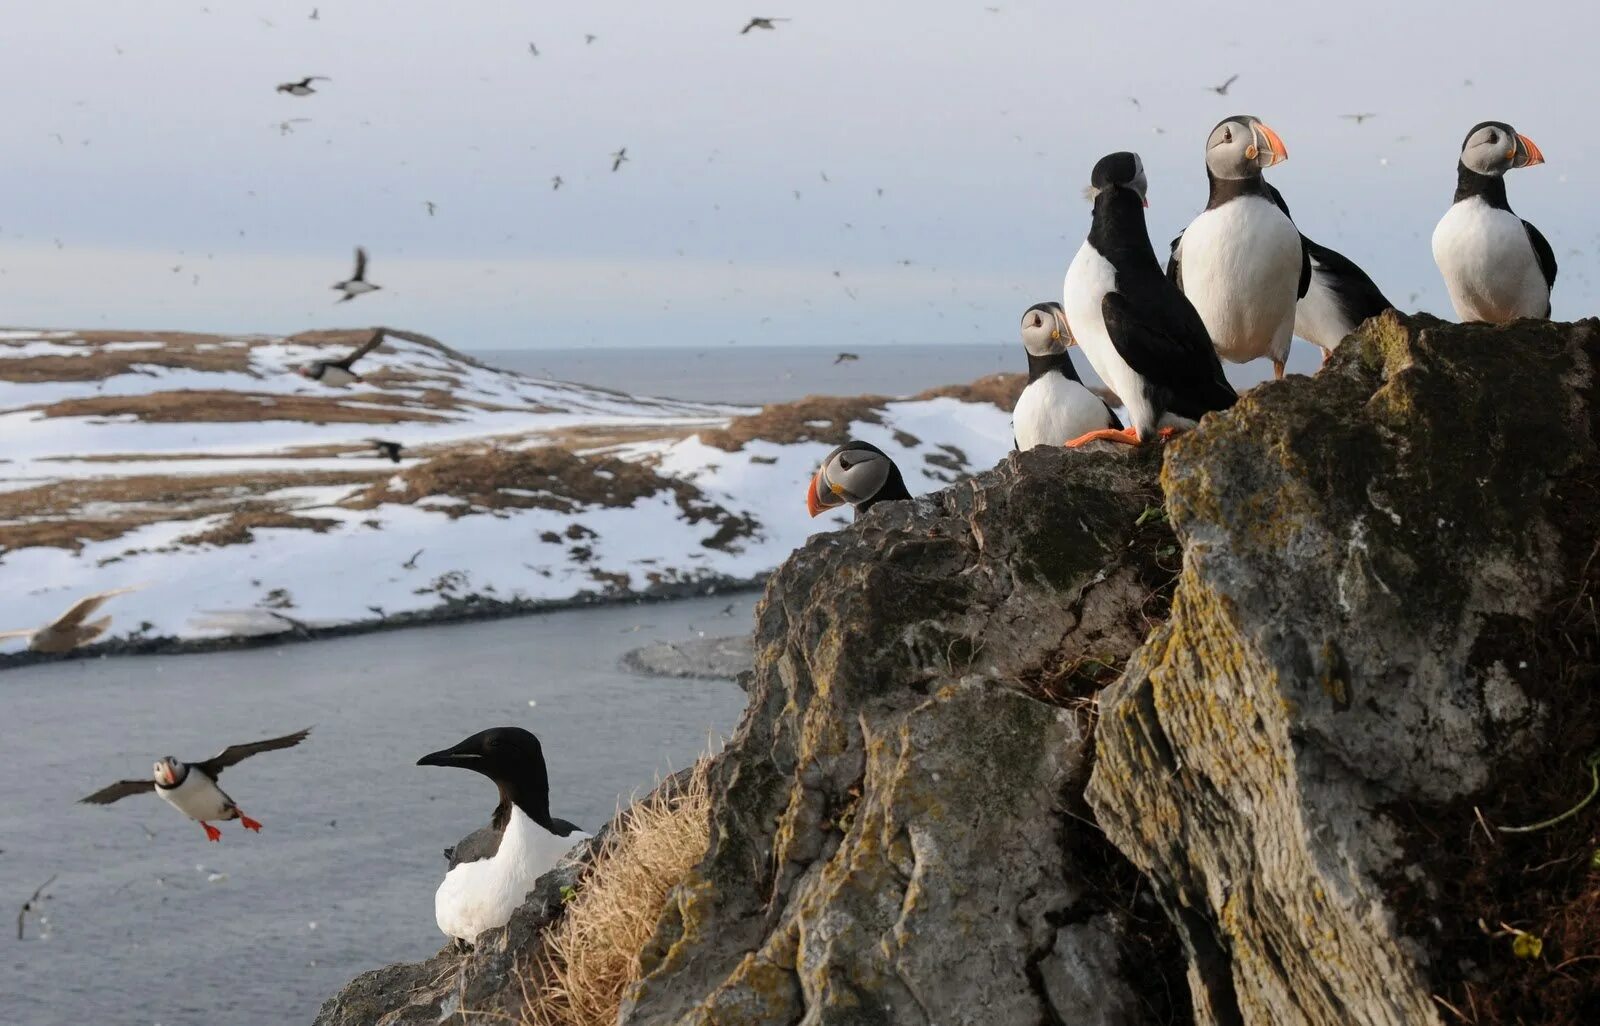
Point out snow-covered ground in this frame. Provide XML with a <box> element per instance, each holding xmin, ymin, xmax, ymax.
<box><xmin>0</xmin><ymin>328</ymin><xmax>1014</xmax><ymax>648</ymax></box>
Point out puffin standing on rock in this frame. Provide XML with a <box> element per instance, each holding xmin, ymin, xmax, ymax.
<box><xmin>1061</xmin><ymin>152</ymin><xmax>1236</xmax><ymax>447</ymax></box>
<box><xmin>806</xmin><ymin>440</ymin><xmax>911</xmax><ymax>518</ymax></box>
<box><xmin>1013</xmin><ymin>301</ymin><xmax>1120</xmax><ymax>450</ymax></box>
<box><xmin>79</xmin><ymin>728</ymin><xmax>312</xmax><ymax>841</ymax></box>
<box><xmin>418</xmin><ymin>727</ymin><xmax>588</xmax><ymax>945</ymax></box>
<box><xmin>1168</xmin><ymin>115</ymin><xmax>1305</xmax><ymax>379</ymax></box>
<box><xmin>1432</xmin><ymin>121</ymin><xmax>1554</xmax><ymax>322</ymax></box>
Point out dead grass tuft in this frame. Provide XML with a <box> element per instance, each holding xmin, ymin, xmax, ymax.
<box><xmin>177</xmin><ymin>510</ymin><xmax>341</xmax><ymax>547</ymax></box>
<box><xmin>522</xmin><ymin>761</ymin><xmax>711</xmax><ymax>1026</ymax></box>
<box><xmin>696</xmin><ymin>393</ymin><xmax>890</xmax><ymax>452</ymax></box>
<box><xmin>912</xmin><ymin>372</ymin><xmax>1026</xmax><ymax>411</ymax></box>
<box><xmin>347</xmin><ymin>447</ymin><xmax>674</xmax><ymax>517</ymax></box>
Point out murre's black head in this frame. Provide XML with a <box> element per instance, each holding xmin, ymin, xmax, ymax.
<box><xmin>1204</xmin><ymin>115</ymin><xmax>1288</xmax><ymax>180</ymax></box>
<box><xmin>1087</xmin><ymin>152</ymin><xmax>1148</xmax><ymax>205</ymax></box>
<box><xmin>419</xmin><ymin>726</ymin><xmax>554</xmax><ymax>829</ymax></box>
<box><xmin>806</xmin><ymin>440</ymin><xmax>911</xmax><ymax>518</ymax></box>
<box><xmin>1458</xmin><ymin>120</ymin><xmax>1544</xmax><ymax>177</ymax></box>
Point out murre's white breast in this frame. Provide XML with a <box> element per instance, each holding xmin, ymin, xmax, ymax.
<box><xmin>1431</xmin><ymin>197</ymin><xmax>1547</xmax><ymax>323</ymax></box>
<box><xmin>157</xmin><ymin>770</ymin><xmax>234</xmax><ymax>823</ymax></box>
<box><xmin>1013</xmin><ymin>371</ymin><xmax>1112</xmax><ymax>449</ymax></box>
<box><xmin>1176</xmin><ymin>196</ymin><xmax>1301</xmax><ymax>364</ymax></box>
<box><xmin>434</xmin><ymin>807</ymin><xmax>589</xmax><ymax>942</ymax></box>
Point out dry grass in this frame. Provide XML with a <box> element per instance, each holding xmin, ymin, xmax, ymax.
<box><xmin>913</xmin><ymin>372</ymin><xmax>1026</xmax><ymax>411</ymax></box>
<box><xmin>177</xmin><ymin>510</ymin><xmax>341</xmax><ymax>547</ymax></box>
<box><xmin>347</xmin><ymin>447</ymin><xmax>677</xmax><ymax>516</ymax></box>
<box><xmin>33</xmin><ymin>389</ymin><xmax>447</xmax><ymax>424</ymax></box>
<box><xmin>522</xmin><ymin>761</ymin><xmax>711</xmax><ymax>1026</ymax></box>
<box><xmin>0</xmin><ymin>331</ymin><xmax>256</xmax><ymax>382</ymax></box>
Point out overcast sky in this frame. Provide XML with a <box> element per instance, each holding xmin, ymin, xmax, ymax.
<box><xmin>0</xmin><ymin>1</ymin><xmax>1593</xmax><ymax>349</ymax></box>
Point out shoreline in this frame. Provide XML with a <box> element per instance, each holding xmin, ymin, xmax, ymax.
<box><xmin>0</xmin><ymin>574</ymin><xmax>768</xmax><ymax>672</ymax></box>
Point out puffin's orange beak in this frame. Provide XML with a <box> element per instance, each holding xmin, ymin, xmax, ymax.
<box><xmin>1515</xmin><ymin>134</ymin><xmax>1545</xmax><ymax>167</ymax></box>
<box><xmin>1252</xmin><ymin>120</ymin><xmax>1288</xmax><ymax>166</ymax></box>
<box><xmin>806</xmin><ymin>472</ymin><xmax>825</xmax><ymax>517</ymax></box>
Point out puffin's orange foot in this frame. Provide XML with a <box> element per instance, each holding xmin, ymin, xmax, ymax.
<box><xmin>1065</xmin><ymin>427</ymin><xmax>1141</xmax><ymax>448</ymax></box>
<box><xmin>1273</xmin><ymin>360</ymin><xmax>1286</xmax><ymax>380</ymax></box>
<box><xmin>238</xmin><ymin>813</ymin><xmax>263</xmax><ymax>833</ymax></box>
<box><xmin>201</xmin><ymin>822</ymin><xmax>222</xmax><ymax>842</ymax></box>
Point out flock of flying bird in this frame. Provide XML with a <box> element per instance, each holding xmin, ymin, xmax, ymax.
<box><xmin>17</xmin><ymin>98</ymin><xmax>1561</xmax><ymax>949</ymax></box>
<box><xmin>808</xmin><ymin>114</ymin><xmax>1555</xmax><ymax>517</ymax></box>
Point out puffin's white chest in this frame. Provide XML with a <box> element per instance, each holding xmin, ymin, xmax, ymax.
<box><xmin>1013</xmin><ymin>370</ymin><xmax>1112</xmax><ymax>449</ymax></box>
<box><xmin>316</xmin><ymin>365</ymin><xmax>359</xmax><ymax>386</ymax></box>
<box><xmin>1431</xmin><ymin>197</ymin><xmax>1547</xmax><ymax>322</ymax></box>
<box><xmin>1294</xmin><ymin>261</ymin><xmax>1351</xmax><ymax>351</ymax></box>
<box><xmin>1064</xmin><ymin>242</ymin><xmax>1152</xmax><ymax>432</ymax></box>
<box><xmin>434</xmin><ymin>809</ymin><xmax>588</xmax><ymax>942</ymax></box>
<box><xmin>157</xmin><ymin>770</ymin><xmax>234</xmax><ymax>822</ymax></box>
<box><xmin>1177</xmin><ymin>197</ymin><xmax>1301</xmax><ymax>362</ymax></box>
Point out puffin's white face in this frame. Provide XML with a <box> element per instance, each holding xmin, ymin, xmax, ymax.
<box><xmin>153</xmin><ymin>757</ymin><xmax>183</xmax><ymax>787</ymax></box>
<box><xmin>1020</xmin><ymin>304</ymin><xmax>1072</xmax><ymax>356</ymax></box>
<box><xmin>1204</xmin><ymin>116</ymin><xmax>1288</xmax><ymax>180</ymax></box>
<box><xmin>1459</xmin><ymin>122</ymin><xmax>1544</xmax><ymax>176</ymax></box>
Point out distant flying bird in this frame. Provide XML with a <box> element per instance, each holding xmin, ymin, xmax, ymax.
<box><xmin>551</xmin><ymin>175</ymin><xmax>564</xmax><ymax>190</ymax></box>
<box><xmin>819</xmin><ymin>170</ymin><xmax>830</xmax><ymax>183</ymax></box>
<box><xmin>309</xmin><ymin>7</ymin><xmax>318</xmax><ymax>18</ymax></box>
<box><xmin>740</xmin><ymin>17</ymin><xmax>789</xmax><ymax>34</ymax></box>
<box><xmin>368</xmin><ymin>439</ymin><xmax>403</xmax><ymax>463</ymax></box>
<box><xmin>276</xmin><ymin>118</ymin><xmax>310</xmax><ymax>136</ymax></box>
<box><xmin>1128</xmin><ymin>96</ymin><xmax>1142</xmax><ymax>110</ymax></box>
<box><xmin>0</xmin><ymin>587</ymin><xmax>141</xmax><ymax>653</ymax></box>
<box><xmin>79</xmin><ymin>728</ymin><xmax>312</xmax><ymax>842</ymax></box>
<box><xmin>528</xmin><ymin>42</ymin><xmax>539</xmax><ymax>56</ymax></box>
<box><xmin>276</xmin><ymin>76</ymin><xmax>329</xmax><ymax>96</ymax></box>
<box><xmin>332</xmin><ymin>247</ymin><xmax>380</xmax><ymax>303</ymax></box>
<box><xmin>833</xmin><ymin>352</ymin><xmax>859</xmax><ymax>365</ymax></box>
<box><xmin>299</xmin><ymin>328</ymin><xmax>384</xmax><ymax>385</ymax></box>
<box><xmin>1341</xmin><ymin>113</ymin><xmax>1377</xmax><ymax>124</ymax></box>
<box><xmin>1207</xmin><ymin>74</ymin><xmax>1239</xmax><ymax>96</ymax></box>
<box><xmin>584</xmin><ymin>33</ymin><xmax>597</xmax><ymax>44</ymax></box>
<box><xmin>424</xmin><ymin>200</ymin><xmax>436</xmax><ymax>216</ymax></box>
<box><xmin>611</xmin><ymin>147</ymin><xmax>628</xmax><ymax>172</ymax></box>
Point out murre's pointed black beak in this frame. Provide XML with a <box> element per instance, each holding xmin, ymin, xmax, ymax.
<box><xmin>417</xmin><ymin>745</ymin><xmax>481</xmax><ymax>769</ymax></box>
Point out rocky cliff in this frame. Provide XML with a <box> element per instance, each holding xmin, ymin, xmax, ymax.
<box><xmin>318</xmin><ymin>315</ymin><xmax>1599</xmax><ymax>1026</ymax></box>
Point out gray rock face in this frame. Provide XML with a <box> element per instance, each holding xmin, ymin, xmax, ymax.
<box><xmin>621</xmin><ymin>634</ymin><xmax>753</xmax><ymax>680</ymax></box>
<box><xmin>619</xmin><ymin>445</ymin><xmax>1182</xmax><ymax>1026</ymax></box>
<box><xmin>1088</xmin><ymin>315</ymin><xmax>1598</xmax><ymax>1025</ymax></box>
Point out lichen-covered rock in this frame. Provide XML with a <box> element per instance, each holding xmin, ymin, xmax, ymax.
<box><xmin>620</xmin><ymin>445</ymin><xmax>1183</xmax><ymax>1026</ymax></box>
<box><xmin>1087</xmin><ymin>314</ymin><xmax>1599</xmax><ymax>1026</ymax></box>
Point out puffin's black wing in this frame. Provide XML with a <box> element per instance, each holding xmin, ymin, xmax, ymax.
<box><xmin>194</xmin><ymin>727</ymin><xmax>311</xmax><ymax>778</ymax></box>
<box><xmin>1165</xmin><ymin>233</ymin><xmax>1184</xmax><ymax>291</ymax></box>
<box><xmin>334</xmin><ymin>329</ymin><xmax>385</xmax><ymax>371</ymax></box>
<box><xmin>80</xmin><ymin>779</ymin><xmax>155</xmax><ymax>805</ymax></box>
<box><xmin>1102</xmin><ymin>400</ymin><xmax>1124</xmax><ymax>431</ymax></box>
<box><xmin>1101</xmin><ymin>289</ymin><xmax>1235</xmax><ymax>419</ymax></box>
<box><xmin>351</xmin><ymin>247</ymin><xmax>369</xmax><ymax>282</ymax></box>
<box><xmin>1303</xmin><ymin>237</ymin><xmax>1395</xmax><ymax>322</ymax></box>
<box><xmin>1522</xmin><ymin>219</ymin><xmax>1557</xmax><ymax>293</ymax></box>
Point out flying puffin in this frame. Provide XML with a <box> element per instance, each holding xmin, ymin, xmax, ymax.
<box><xmin>1168</xmin><ymin>115</ymin><xmax>1305</xmax><ymax>379</ymax></box>
<box><xmin>79</xmin><ymin>728</ymin><xmax>312</xmax><ymax>842</ymax></box>
<box><xmin>1432</xmin><ymin>121</ymin><xmax>1553</xmax><ymax>322</ymax></box>
<box><xmin>1013</xmin><ymin>301</ymin><xmax>1120</xmax><ymax>450</ymax></box>
<box><xmin>332</xmin><ymin>247</ymin><xmax>381</xmax><ymax>303</ymax></box>
<box><xmin>276</xmin><ymin>76</ymin><xmax>329</xmax><ymax>96</ymax></box>
<box><xmin>0</xmin><ymin>585</ymin><xmax>140</xmax><ymax>653</ymax></box>
<box><xmin>298</xmin><ymin>328</ymin><xmax>385</xmax><ymax>386</ymax></box>
<box><xmin>418</xmin><ymin>727</ymin><xmax>588</xmax><ymax>944</ymax></box>
<box><xmin>1261</xmin><ymin>183</ymin><xmax>1395</xmax><ymax>360</ymax></box>
<box><xmin>806</xmin><ymin>440</ymin><xmax>911</xmax><ymax>518</ymax></box>
<box><xmin>1062</xmin><ymin>152</ymin><xmax>1236</xmax><ymax>447</ymax></box>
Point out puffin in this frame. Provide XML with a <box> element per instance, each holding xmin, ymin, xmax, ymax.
<box><xmin>1431</xmin><ymin>121</ymin><xmax>1553</xmax><ymax>322</ymax></box>
<box><xmin>276</xmin><ymin>76</ymin><xmax>329</xmax><ymax>96</ymax></box>
<box><xmin>1013</xmin><ymin>301</ymin><xmax>1120</xmax><ymax>450</ymax></box>
<box><xmin>418</xmin><ymin>727</ymin><xmax>588</xmax><ymax>944</ymax></box>
<box><xmin>1061</xmin><ymin>152</ymin><xmax>1236</xmax><ymax>446</ymax></box>
<box><xmin>1262</xmin><ymin>183</ymin><xmax>1395</xmax><ymax>359</ymax></box>
<box><xmin>298</xmin><ymin>328</ymin><xmax>384</xmax><ymax>386</ymax></box>
<box><xmin>806</xmin><ymin>440</ymin><xmax>912</xmax><ymax>519</ymax></box>
<box><xmin>79</xmin><ymin>728</ymin><xmax>312</xmax><ymax>841</ymax></box>
<box><xmin>367</xmin><ymin>438</ymin><xmax>404</xmax><ymax>463</ymax></box>
<box><xmin>332</xmin><ymin>247</ymin><xmax>381</xmax><ymax>303</ymax></box>
<box><xmin>0</xmin><ymin>586</ymin><xmax>140</xmax><ymax>653</ymax></box>
<box><xmin>1168</xmin><ymin>115</ymin><xmax>1305</xmax><ymax>379</ymax></box>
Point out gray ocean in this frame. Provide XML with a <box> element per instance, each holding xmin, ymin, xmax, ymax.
<box><xmin>2</xmin><ymin>594</ymin><xmax>752</xmax><ymax>1026</ymax></box>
